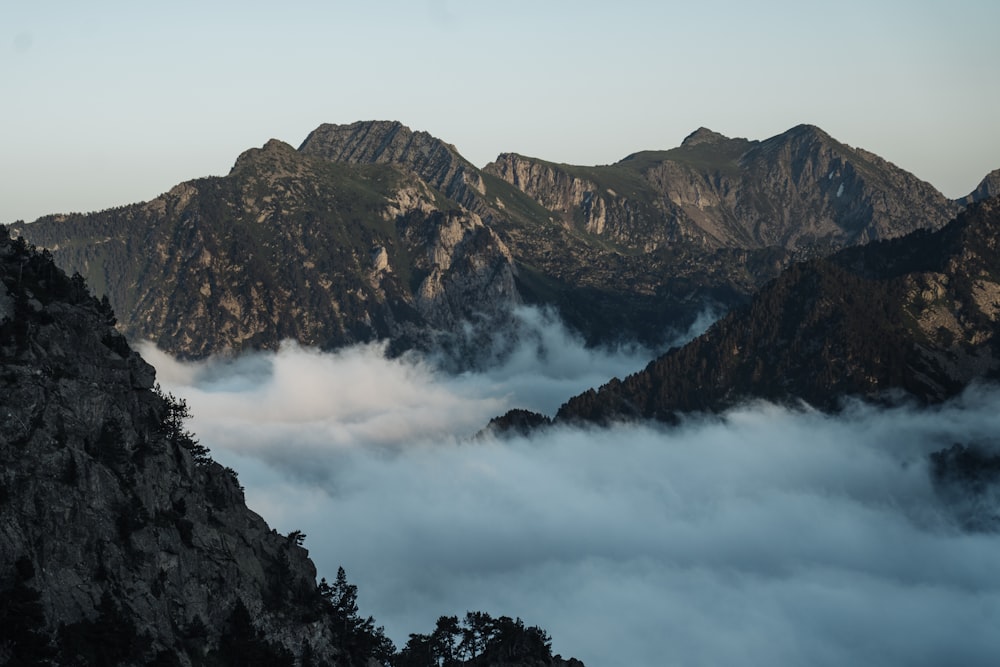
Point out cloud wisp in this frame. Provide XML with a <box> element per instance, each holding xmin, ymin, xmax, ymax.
<box><xmin>140</xmin><ymin>307</ymin><xmax>1000</xmax><ymax>667</ymax></box>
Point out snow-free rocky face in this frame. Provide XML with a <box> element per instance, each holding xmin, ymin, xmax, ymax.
<box><xmin>9</xmin><ymin>121</ymin><xmax>965</xmax><ymax>360</ymax></box>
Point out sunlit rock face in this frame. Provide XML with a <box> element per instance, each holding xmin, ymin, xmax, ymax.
<box><xmin>10</xmin><ymin>139</ymin><xmax>519</xmax><ymax>361</ymax></box>
<box><xmin>486</xmin><ymin>124</ymin><xmax>958</xmax><ymax>252</ymax></box>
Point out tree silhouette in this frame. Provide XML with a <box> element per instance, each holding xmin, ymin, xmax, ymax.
<box><xmin>316</xmin><ymin>567</ymin><xmax>395</xmax><ymax>666</ymax></box>
<box><xmin>157</xmin><ymin>387</ymin><xmax>211</xmax><ymax>465</ymax></box>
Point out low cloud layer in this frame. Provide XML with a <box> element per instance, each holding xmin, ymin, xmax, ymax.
<box><xmin>141</xmin><ymin>307</ymin><xmax>1000</xmax><ymax>666</ymax></box>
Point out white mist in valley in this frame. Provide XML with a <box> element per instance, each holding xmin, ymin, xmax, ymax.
<box><xmin>140</xmin><ymin>306</ymin><xmax>1000</xmax><ymax>666</ymax></box>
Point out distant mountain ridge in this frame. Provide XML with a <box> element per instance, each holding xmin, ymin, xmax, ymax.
<box><xmin>9</xmin><ymin>121</ymin><xmax>978</xmax><ymax>359</ymax></box>
<box><xmin>485</xmin><ymin>123</ymin><xmax>957</xmax><ymax>251</ymax></box>
<box><xmin>549</xmin><ymin>196</ymin><xmax>1000</xmax><ymax>425</ymax></box>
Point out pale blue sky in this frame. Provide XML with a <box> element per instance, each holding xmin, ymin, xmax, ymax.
<box><xmin>2</xmin><ymin>0</ymin><xmax>998</xmax><ymax>223</ymax></box>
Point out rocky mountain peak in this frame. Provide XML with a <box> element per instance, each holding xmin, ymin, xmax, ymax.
<box><xmin>299</xmin><ymin>120</ymin><xmax>486</xmax><ymax>206</ymax></box>
<box><xmin>552</xmin><ymin>196</ymin><xmax>1000</xmax><ymax>425</ymax></box>
<box><xmin>750</xmin><ymin>123</ymin><xmax>835</xmax><ymax>157</ymax></box>
<box><xmin>229</xmin><ymin>138</ymin><xmax>300</xmax><ymax>176</ymax></box>
<box><xmin>680</xmin><ymin>127</ymin><xmax>730</xmax><ymax>147</ymax></box>
<box><xmin>961</xmin><ymin>167</ymin><xmax>1000</xmax><ymax>205</ymax></box>
<box><xmin>787</xmin><ymin>123</ymin><xmax>830</xmax><ymax>138</ymax></box>
<box><xmin>10</xmin><ymin>121</ymin><xmax>965</xmax><ymax>362</ymax></box>
<box><xmin>300</xmin><ymin>120</ymin><xmax>424</xmax><ymax>162</ymax></box>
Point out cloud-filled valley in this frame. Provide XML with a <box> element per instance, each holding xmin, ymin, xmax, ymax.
<box><xmin>140</xmin><ymin>307</ymin><xmax>1000</xmax><ymax>666</ymax></box>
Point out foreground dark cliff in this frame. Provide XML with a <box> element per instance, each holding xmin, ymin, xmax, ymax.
<box><xmin>553</xmin><ymin>197</ymin><xmax>1000</xmax><ymax>424</ymax></box>
<box><xmin>9</xmin><ymin>121</ymin><xmax>971</xmax><ymax>358</ymax></box>
<box><xmin>0</xmin><ymin>227</ymin><xmax>348</xmax><ymax>664</ymax></box>
<box><xmin>0</xmin><ymin>228</ymin><xmax>580</xmax><ymax>666</ymax></box>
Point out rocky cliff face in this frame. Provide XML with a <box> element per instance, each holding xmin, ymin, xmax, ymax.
<box><xmin>553</xmin><ymin>196</ymin><xmax>1000</xmax><ymax>424</ymax></box>
<box><xmin>961</xmin><ymin>168</ymin><xmax>1000</xmax><ymax>205</ymax></box>
<box><xmin>0</xmin><ymin>227</ymin><xmax>348</xmax><ymax>664</ymax></box>
<box><xmin>10</xmin><ymin>121</ymin><xmax>967</xmax><ymax>358</ymax></box>
<box><xmin>299</xmin><ymin>121</ymin><xmax>960</xmax><ymax>349</ymax></box>
<box><xmin>0</xmin><ymin>227</ymin><xmax>582</xmax><ymax>666</ymax></box>
<box><xmin>485</xmin><ymin>124</ymin><xmax>959</xmax><ymax>253</ymax></box>
<box><xmin>299</xmin><ymin>121</ymin><xmax>488</xmax><ymax>211</ymax></box>
<box><xmin>485</xmin><ymin>152</ymin><xmax>672</xmax><ymax>250</ymax></box>
<box><xmin>11</xmin><ymin>139</ymin><xmax>518</xmax><ymax>360</ymax></box>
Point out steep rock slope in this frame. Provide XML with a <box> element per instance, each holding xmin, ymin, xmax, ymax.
<box><xmin>299</xmin><ymin>120</ymin><xmax>488</xmax><ymax>211</ymax></box>
<box><xmin>485</xmin><ymin>124</ymin><xmax>958</xmax><ymax>252</ymax></box>
<box><xmin>11</xmin><ymin>140</ymin><xmax>517</xmax><ymax>359</ymax></box>
<box><xmin>0</xmin><ymin>228</ymin><xmax>582</xmax><ymax>667</ymax></box>
<box><xmin>304</xmin><ymin>122</ymin><xmax>959</xmax><ymax>346</ymax></box>
<box><xmin>0</xmin><ymin>227</ymin><xmax>348</xmax><ymax>664</ymax></box>
<box><xmin>554</xmin><ymin>196</ymin><xmax>1000</xmax><ymax>423</ymax></box>
<box><xmin>961</xmin><ymin>168</ymin><xmax>1000</xmax><ymax>205</ymax></box>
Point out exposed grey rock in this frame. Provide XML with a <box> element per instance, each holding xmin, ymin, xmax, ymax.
<box><xmin>486</xmin><ymin>123</ymin><xmax>959</xmax><ymax>252</ymax></box>
<box><xmin>300</xmin><ymin>120</ymin><xmax>487</xmax><ymax>210</ymax></box>
<box><xmin>960</xmin><ymin>168</ymin><xmax>1000</xmax><ymax>205</ymax></box>
<box><xmin>554</xmin><ymin>197</ymin><xmax>1000</xmax><ymax>424</ymax></box>
<box><xmin>0</xmin><ymin>227</ymin><xmax>343</xmax><ymax>664</ymax></box>
<box><xmin>10</xmin><ymin>141</ymin><xmax>519</xmax><ymax>361</ymax></box>
<box><xmin>9</xmin><ymin>121</ymin><xmax>965</xmax><ymax>358</ymax></box>
<box><xmin>680</xmin><ymin>126</ymin><xmax>730</xmax><ymax>146</ymax></box>
<box><xmin>0</xmin><ymin>223</ymin><xmax>583</xmax><ymax>667</ymax></box>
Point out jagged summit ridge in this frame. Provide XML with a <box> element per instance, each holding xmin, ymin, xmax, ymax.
<box><xmin>10</xmin><ymin>138</ymin><xmax>519</xmax><ymax>360</ymax></box>
<box><xmin>487</xmin><ymin>123</ymin><xmax>959</xmax><ymax>251</ymax></box>
<box><xmin>299</xmin><ymin>120</ymin><xmax>486</xmax><ymax>207</ymax></box>
<box><xmin>553</xmin><ymin>196</ymin><xmax>1000</xmax><ymax>424</ymax></box>
<box><xmin>11</xmin><ymin>120</ymin><xmax>966</xmax><ymax>358</ymax></box>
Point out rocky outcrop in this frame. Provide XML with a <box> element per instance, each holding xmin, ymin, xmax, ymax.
<box><xmin>485</xmin><ymin>154</ymin><xmax>596</xmax><ymax>222</ymax></box>
<box><xmin>0</xmin><ymin>227</ymin><xmax>347</xmax><ymax>664</ymax></box>
<box><xmin>299</xmin><ymin>121</ymin><xmax>487</xmax><ymax>211</ymax></box>
<box><xmin>554</xmin><ymin>196</ymin><xmax>1000</xmax><ymax>424</ymax></box>
<box><xmin>0</xmin><ymin>228</ymin><xmax>582</xmax><ymax>666</ymax></box>
<box><xmin>484</xmin><ymin>153</ymin><xmax>670</xmax><ymax>250</ymax></box>
<box><xmin>11</xmin><ymin>140</ymin><xmax>518</xmax><ymax>360</ymax></box>
<box><xmin>487</xmin><ymin>124</ymin><xmax>959</xmax><ymax>253</ymax></box>
<box><xmin>961</xmin><ymin>168</ymin><xmax>1000</xmax><ymax>205</ymax></box>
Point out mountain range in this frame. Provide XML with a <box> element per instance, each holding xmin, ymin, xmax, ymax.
<box><xmin>9</xmin><ymin>120</ymin><xmax>985</xmax><ymax>360</ymax></box>
<box><xmin>549</xmin><ymin>196</ymin><xmax>1000</xmax><ymax>425</ymax></box>
<box><xmin>4</xmin><ymin>120</ymin><xmax>1000</xmax><ymax>665</ymax></box>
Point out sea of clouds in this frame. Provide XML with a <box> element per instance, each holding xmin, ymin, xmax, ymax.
<box><xmin>140</xmin><ymin>306</ymin><xmax>1000</xmax><ymax>666</ymax></box>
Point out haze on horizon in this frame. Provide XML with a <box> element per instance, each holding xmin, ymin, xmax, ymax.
<box><xmin>2</xmin><ymin>0</ymin><xmax>999</xmax><ymax>223</ymax></box>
